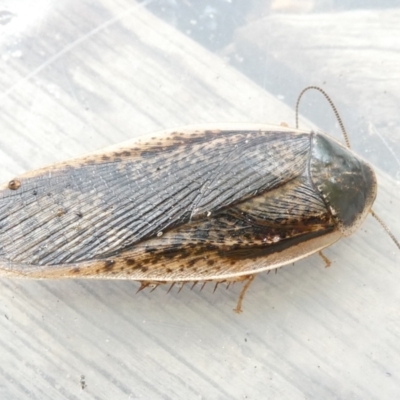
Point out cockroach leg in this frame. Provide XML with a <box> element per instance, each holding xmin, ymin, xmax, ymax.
<box><xmin>190</xmin><ymin>281</ymin><xmax>198</xmax><ymax>291</ymax></box>
<box><xmin>177</xmin><ymin>282</ymin><xmax>186</xmax><ymax>293</ymax></box>
<box><xmin>318</xmin><ymin>250</ymin><xmax>332</xmax><ymax>268</ymax></box>
<box><xmin>234</xmin><ymin>274</ymin><xmax>255</xmax><ymax>314</ymax></box>
<box><xmin>150</xmin><ymin>284</ymin><xmax>159</xmax><ymax>293</ymax></box>
<box><xmin>137</xmin><ymin>281</ymin><xmax>149</xmax><ymax>293</ymax></box>
<box><xmin>167</xmin><ymin>282</ymin><xmax>176</xmax><ymax>294</ymax></box>
<box><xmin>200</xmin><ymin>282</ymin><xmax>207</xmax><ymax>291</ymax></box>
<box><xmin>137</xmin><ymin>280</ymin><xmax>166</xmax><ymax>293</ymax></box>
<box><xmin>213</xmin><ymin>281</ymin><xmax>223</xmax><ymax>293</ymax></box>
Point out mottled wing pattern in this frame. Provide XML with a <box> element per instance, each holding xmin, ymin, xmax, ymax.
<box><xmin>0</xmin><ymin>128</ymin><xmax>311</xmax><ymax>270</ymax></box>
<box><xmin>22</xmin><ymin>173</ymin><xmax>339</xmax><ymax>281</ymax></box>
<box><xmin>89</xmin><ymin>173</ymin><xmax>337</xmax><ymax>280</ymax></box>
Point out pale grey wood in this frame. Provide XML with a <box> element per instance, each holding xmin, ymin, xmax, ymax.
<box><xmin>0</xmin><ymin>2</ymin><xmax>399</xmax><ymax>400</ymax></box>
<box><xmin>232</xmin><ymin>8</ymin><xmax>400</xmax><ymax>179</ymax></box>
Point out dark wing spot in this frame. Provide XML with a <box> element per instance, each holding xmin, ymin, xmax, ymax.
<box><xmin>104</xmin><ymin>260</ymin><xmax>115</xmax><ymax>271</ymax></box>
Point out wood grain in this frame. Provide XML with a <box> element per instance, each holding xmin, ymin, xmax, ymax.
<box><xmin>232</xmin><ymin>9</ymin><xmax>400</xmax><ymax>179</ymax></box>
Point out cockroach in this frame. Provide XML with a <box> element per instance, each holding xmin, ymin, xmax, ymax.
<box><xmin>0</xmin><ymin>87</ymin><xmax>398</xmax><ymax>312</ymax></box>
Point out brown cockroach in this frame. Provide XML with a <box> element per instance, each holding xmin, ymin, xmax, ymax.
<box><xmin>1</xmin><ymin>87</ymin><xmax>398</xmax><ymax>312</ymax></box>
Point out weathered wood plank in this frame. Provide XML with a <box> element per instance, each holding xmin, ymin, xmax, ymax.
<box><xmin>232</xmin><ymin>9</ymin><xmax>400</xmax><ymax>178</ymax></box>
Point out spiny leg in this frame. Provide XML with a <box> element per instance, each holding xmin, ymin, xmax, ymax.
<box><xmin>167</xmin><ymin>282</ymin><xmax>176</xmax><ymax>294</ymax></box>
<box><xmin>214</xmin><ymin>281</ymin><xmax>225</xmax><ymax>293</ymax></box>
<box><xmin>136</xmin><ymin>281</ymin><xmax>150</xmax><ymax>294</ymax></box>
<box><xmin>150</xmin><ymin>284</ymin><xmax>160</xmax><ymax>293</ymax></box>
<box><xmin>177</xmin><ymin>282</ymin><xmax>187</xmax><ymax>293</ymax></box>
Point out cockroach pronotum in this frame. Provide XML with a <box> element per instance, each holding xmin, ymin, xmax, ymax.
<box><xmin>0</xmin><ymin>87</ymin><xmax>398</xmax><ymax>312</ymax></box>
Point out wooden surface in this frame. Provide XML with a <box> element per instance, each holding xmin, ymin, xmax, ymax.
<box><xmin>0</xmin><ymin>2</ymin><xmax>399</xmax><ymax>399</ymax></box>
<box><xmin>232</xmin><ymin>8</ymin><xmax>400</xmax><ymax>179</ymax></box>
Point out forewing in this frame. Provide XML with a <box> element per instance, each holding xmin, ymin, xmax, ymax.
<box><xmin>14</xmin><ymin>174</ymin><xmax>340</xmax><ymax>281</ymax></box>
<box><xmin>0</xmin><ymin>127</ymin><xmax>310</xmax><ymax>270</ymax></box>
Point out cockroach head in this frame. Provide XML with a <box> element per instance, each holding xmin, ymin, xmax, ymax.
<box><xmin>310</xmin><ymin>132</ymin><xmax>377</xmax><ymax>236</ymax></box>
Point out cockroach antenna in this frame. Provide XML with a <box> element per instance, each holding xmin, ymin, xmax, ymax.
<box><xmin>370</xmin><ymin>210</ymin><xmax>400</xmax><ymax>250</ymax></box>
<box><xmin>295</xmin><ymin>85</ymin><xmax>350</xmax><ymax>148</ymax></box>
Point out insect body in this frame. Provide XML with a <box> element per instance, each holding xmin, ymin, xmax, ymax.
<box><xmin>0</xmin><ymin>123</ymin><xmax>377</xmax><ymax>288</ymax></box>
